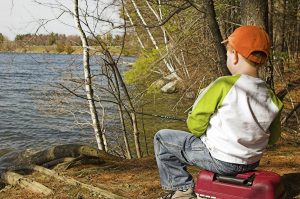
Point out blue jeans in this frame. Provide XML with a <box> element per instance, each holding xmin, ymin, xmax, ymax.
<box><xmin>154</xmin><ymin>129</ymin><xmax>259</xmax><ymax>191</ymax></box>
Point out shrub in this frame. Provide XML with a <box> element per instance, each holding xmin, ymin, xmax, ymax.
<box><xmin>56</xmin><ymin>44</ymin><xmax>65</xmax><ymax>53</ymax></box>
<box><xmin>124</xmin><ymin>48</ymin><xmax>160</xmax><ymax>85</ymax></box>
<box><xmin>65</xmin><ymin>45</ymin><xmax>75</xmax><ymax>54</ymax></box>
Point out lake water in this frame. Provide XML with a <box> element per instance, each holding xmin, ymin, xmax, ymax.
<box><xmin>0</xmin><ymin>52</ymin><xmax>135</xmax><ymax>153</ymax></box>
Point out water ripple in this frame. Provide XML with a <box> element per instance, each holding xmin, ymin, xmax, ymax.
<box><xmin>0</xmin><ymin>53</ymin><xmax>133</xmax><ymax>152</ymax></box>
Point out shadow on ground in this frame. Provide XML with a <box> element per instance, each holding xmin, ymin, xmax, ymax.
<box><xmin>282</xmin><ymin>173</ymin><xmax>300</xmax><ymax>199</ymax></box>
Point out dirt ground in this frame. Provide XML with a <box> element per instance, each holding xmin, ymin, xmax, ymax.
<box><xmin>0</xmin><ymin>134</ymin><xmax>299</xmax><ymax>199</ymax></box>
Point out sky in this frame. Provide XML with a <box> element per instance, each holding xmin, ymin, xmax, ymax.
<box><xmin>0</xmin><ymin>0</ymin><xmax>121</xmax><ymax>40</ymax></box>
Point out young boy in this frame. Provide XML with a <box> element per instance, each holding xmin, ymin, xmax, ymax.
<box><xmin>154</xmin><ymin>26</ymin><xmax>283</xmax><ymax>199</ymax></box>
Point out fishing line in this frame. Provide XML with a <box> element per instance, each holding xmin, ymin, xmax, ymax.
<box><xmin>135</xmin><ymin>111</ymin><xmax>186</xmax><ymax>122</ymax></box>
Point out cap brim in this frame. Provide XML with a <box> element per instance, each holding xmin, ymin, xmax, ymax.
<box><xmin>221</xmin><ymin>39</ymin><xmax>228</xmax><ymax>44</ymax></box>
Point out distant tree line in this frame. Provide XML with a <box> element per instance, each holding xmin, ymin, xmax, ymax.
<box><xmin>14</xmin><ymin>33</ymin><xmax>82</xmax><ymax>46</ymax></box>
<box><xmin>0</xmin><ymin>32</ymin><xmax>140</xmax><ymax>55</ymax></box>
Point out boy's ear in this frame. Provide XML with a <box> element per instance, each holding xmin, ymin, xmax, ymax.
<box><xmin>233</xmin><ymin>50</ymin><xmax>239</xmax><ymax>65</ymax></box>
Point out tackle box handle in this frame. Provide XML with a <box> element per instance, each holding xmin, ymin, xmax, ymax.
<box><xmin>215</xmin><ymin>173</ymin><xmax>255</xmax><ymax>186</ymax></box>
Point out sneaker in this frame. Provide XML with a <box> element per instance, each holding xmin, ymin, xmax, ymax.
<box><xmin>158</xmin><ymin>191</ymin><xmax>175</xmax><ymax>199</ymax></box>
<box><xmin>159</xmin><ymin>188</ymin><xmax>196</xmax><ymax>199</ymax></box>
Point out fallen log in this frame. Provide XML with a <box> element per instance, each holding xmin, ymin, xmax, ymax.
<box><xmin>1</xmin><ymin>171</ymin><xmax>53</xmax><ymax>196</ymax></box>
<box><xmin>18</xmin><ymin>165</ymin><xmax>127</xmax><ymax>199</ymax></box>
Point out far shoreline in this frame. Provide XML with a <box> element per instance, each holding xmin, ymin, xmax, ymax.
<box><xmin>0</xmin><ymin>45</ymin><xmax>137</xmax><ymax>57</ymax></box>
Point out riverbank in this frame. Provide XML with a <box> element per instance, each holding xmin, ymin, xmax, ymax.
<box><xmin>0</xmin><ymin>45</ymin><xmax>137</xmax><ymax>56</ymax></box>
<box><xmin>0</xmin><ymin>137</ymin><xmax>299</xmax><ymax>199</ymax></box>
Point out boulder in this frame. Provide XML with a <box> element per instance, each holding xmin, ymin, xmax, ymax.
<box><xmin>161</xmin><ymin>80</ymin><xmax>178</xmax><ymax>93</ymax></box>
<box><xmin>163</xmin><ymin>73</ymin><xmax>178</xmax><ymax>81</ymax></box>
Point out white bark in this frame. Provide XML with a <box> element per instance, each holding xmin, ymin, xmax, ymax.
<box><xmin>157</xmin><ymin>0</ymin><xmax>168</xmax><ymax>46</ymax></box>
<box><xmin>145</xmin><ymin>0</ymin><xmax>189</xmax><ymax>78</ymax></box>
<box><xmin>145</xmin><ymin>0</ymin><xmax>168</xmax><ymax>46</ymax></box>
<box><xmin>131</xmin><ymin>0</ymin><xmax>158</xmax><ymax>46</ymax></box>
<box><xmin>73</xmin><ymin>1</ymin><xmax>142</xmax><ymax>158</ymax></box>
<box><xmin>130</xmin><ymin>0</ymin><xmax>181</xmax><ymax>80</ymax></box>
<box><xmin>22</xmin><ymin>165</ymin><xmax>127</xmax><ymax>199</ymax></box>
<box><xmin>1</xmin><ymin>171</ymin><xmax>53</xmax><ymax>196</ymax></box>
<box><xmin>73</xmin><ymin>0</ymin><xmax>105</xmax><ymax>150</ymax></box>
<box><xmin>181</xmin><ymin>50</ymin><xmax>190</xmax><ymax>78</ymax></box>
<box><xmin>124</xmin><ymin>6</ymin><xmax>145</xmax><ymax>49</ymax></box>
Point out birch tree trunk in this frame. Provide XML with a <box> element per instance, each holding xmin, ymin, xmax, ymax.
<box><xmin>124</xmin><ymin>6</ymin><xmax>145</xmax><ymax>49</ymax></box>
<box><xmin>130</xmin><ymin>0</ymin><xmax>181</xmax><ymax>80</ymax></box>
<box><xmin>73</xmin><ymin>0</ymin><xmax>105</xmax><ymax>150</ymax></box>
<box><xmin>145</xmin><ymin>0</ymin><xmax>189</xmax><ymax>78</ymax></box>
<box><xmin>75</xmin><ymin>8</ymin><xmax>142</xmax><ymax>158</ymax></box>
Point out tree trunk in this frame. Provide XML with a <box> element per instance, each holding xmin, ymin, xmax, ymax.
<box><xmin>241</xmin><ymin>0</ymin><xmax>268</xmax><ymax>28</ymax></box>
<box><xmin>130</xmin><ymin>0</ymin><xmax>181</xmax><ymax>80</ymax></box>
<box><xmin>146</xmin><ymin>0</ymin><xmax>189</xmax><ymax>79</ymax></box>
<box><xmin>268</xmin><ymin>0</ymin><xmax>274</xmax><ymax>46</ymax></box>
<box><xmin>279</xmin><ymin>0</ymin><xmax>287</xmax><ymax>52</ymax></box>
<box><xmin>297</xmin><ymin>5</ymin><xmax>300</xmax><ymax>58</ymax></box>
<box><xmin>288</xmin><ymin>0</ymin><xmax>299</xmax><ymax>58</ymax></box>
<box><xmin>78</xmin><ymin>5</ymin><xmax>142</xmax><ymax>158</ymax></box>
<box><xmin>103</xmin><ymin>50</ymin><xmax>142</xmax><ymax>158</ymax></box>
<box><xmin>202</xmin><ymin>0</ymin><xmax>231</xmax><ymax>76</ymax></box>
<box><xmin>73</xmin><ymin>0</ymin><xmax>105</xmax><ymax>150</ymax></box>
<box><xmin>118</xmin><ymin>105</ymin><xmax>132</xmax><ymax>159</ymax></box>
<box><xmin>124</xmin><ymin>6</ymin><xmax>145</xmax><ymax>49</ymax></box>
<box><xmin>240</xmin><ymin>0</ymin><xmax>274</xmax><ymax>89</ymax></box>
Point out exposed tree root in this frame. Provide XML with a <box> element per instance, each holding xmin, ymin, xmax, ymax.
<box><xmin>277</xmin><ymin>78</ymin><xmax>300</xmax><ymax>101</ymax></box>
<box><xmin>0</xmin><ymin>144</ymin><xmax>120</xmax><ymax>170</ymax></box>
<box><xmin>0</xmin><ymin>144</ymin><xmax>125</xmax><ymax>198</ymax></box>
<box><xmin>1</xmin><ymin>171</ymin><xmax>53</xmax><ymax>196</ymax></box>
<box><xmin>42</xmin><ymin>157</ymin><xmax>75</xmax><ymax>168</ymax></box>
<box><xmin>62</xmin><ymin>155</ymin><xmax>106</xmax><ymax>170</ymax></box>
<box><xmin>28</xmin><ymin>144</ymin><xmax>120</xmax><ymax>166</ymax></box>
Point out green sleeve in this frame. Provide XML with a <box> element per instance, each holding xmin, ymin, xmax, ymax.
<box><xmin>268</xmin><ymin>110</ymin><xmax>282</xmax><ymax>144</ymax></box>
<box><xmin>187</xmin><ymin>75</ymin><xmax>240</xmax><ymax>137</ymax></box>
<box><xmin>268</xmin><ymin>93</ymin><xmax>284</xmax><ymax>145</ymax></box>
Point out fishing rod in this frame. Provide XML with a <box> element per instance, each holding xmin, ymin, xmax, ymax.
<box><xmin>135</xmin><ymin>111</ymin><xmax>186</xmax><ymax>122</ymax></box>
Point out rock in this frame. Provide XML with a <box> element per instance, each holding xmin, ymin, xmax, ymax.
<box><xmin>163</xmin><ymin>73</ymin><xmax>177</xmax><ymax>81</ymax></box>
<box><xmin>122</xmin><ymin>61</ymin><xmax>134</xmax><ymax>67</ymax></box>
<box><xmin>185</xmin><ymin>91</ymin><xmax>196</xmax><ymax>99</ymax></box>
<box><xmin>161</xmin><ymin>80</ymin><xmax>178</xmax><ymax>93</ymax></box>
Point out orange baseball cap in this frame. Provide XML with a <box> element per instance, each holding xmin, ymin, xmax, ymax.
<box><xmin>222</xmin><ymin>26</ymin><xmax>271</xmax><ymax>64</ymax></box>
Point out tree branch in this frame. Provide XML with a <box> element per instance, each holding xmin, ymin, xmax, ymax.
<box><xmin>135</xmin><ymin>2</ymin><xmax>192</xmax><ymax>28</ymax></box>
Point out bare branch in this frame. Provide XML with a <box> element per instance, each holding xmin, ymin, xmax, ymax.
<box><xmin>57</xmin><ymin>83</ymin><xmax>118</xmax><ymax>105</ymax></box>
<box><xmin>137</xmin><ymin>2</ymin><xmax>192</xmax><ymax>28</ymax></box>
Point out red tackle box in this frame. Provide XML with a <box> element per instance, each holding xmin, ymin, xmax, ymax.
<box><xmin>194</xmin><ymin>170</ymin><xmax>286</xmax><ymax>199</ymax></box>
